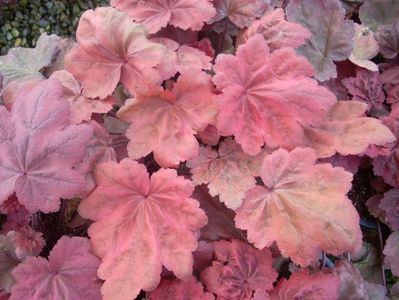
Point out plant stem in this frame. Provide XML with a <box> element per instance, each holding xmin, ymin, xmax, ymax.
<box><xmin>377</xmin><ymin>221</ymin><xmax>387</xmax><ymax>288</ymax></box>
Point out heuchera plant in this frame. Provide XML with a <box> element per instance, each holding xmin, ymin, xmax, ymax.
<box><xmin>0</xmin><ymin>0</ymin><xmax>399</xmax><ymax>299</ymax></box>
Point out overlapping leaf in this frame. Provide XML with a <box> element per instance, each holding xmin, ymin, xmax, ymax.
<box><xmin>50</xmin><ymin>70</ymin><xmax>115</xmax><ymax>124</ymax></box>
<box><xmin>200</xmin><ymin>239</ymin><xmax>277</xmax><ymax>300</ymax></box>
<box><xmin>303</xmin><ymin>101</ymin><xmax>395</xmax><ymax>158</ymax></box>
<box><xmin>0</xmin><ymin>79</ymin><xmax>93</xmax><ymax>213</ymax></box>
<box><xmin>240</xmin><ymin>8</ymin><xmax>311</xmax><ymax>51</ymax></box>
<box><xmin>379</xmin><ymin>189</ymin><xmax>399</xmax><ymax>230</ymax></box>
<box><xmin>0</xmin><ymin>33</ymin><xmax>60</xmax><ymax>87</ymax></box>
<box><xmin>111</xmin><ymin>0</ymin><xmax>216</xmax><ymax>34</ymax></box>
<box><xmin>383</xmin><ymin>231</ymin><xmax>399</xmax><ymax>276</ymax></box>
<box><xmin>78</xmin><ymin>159</ymin><xmax>208</xmax><ymax>300</ymax></box>
<box><xmin>269</xmin><ymin>270</ymin><xmax>340</xmax><ymax>300</ymax></box>
<box><xmin>235</xmin><ymin>147</ymin><xmax>362</xmax><ymax>266</ymax></box>
<box><xmin>64</xmin><ymin>7</ymin><xmax>167</xmax><ymax>99</ymax></box>
<box><xmin>286</xmin><ymin>0</ymin><xmax>355</xmax><ymax>81</ymax></box>
<box><xmin>359</xmin><ymin>0</ymin><xmax>399</xmax><ymax>31</ymax></box>
<box><xmin>117</xmin><ymin>70</ymin><xmax>217</xmax><ymax>167</ymax></box>
<box><xmin>342</xmin><ymin>69</ymin><xmax>384</xmax><ymax>111</ymax></box>
<box><xmin>0</xmin><ymin>233</ymin><xmax>19</xmax><ymax>292</ymax></box>
<box><xmin>188</xmin><ymin>138</ymin><xmax>264</xmax><ymax>209</ymax></box>
<box><xmin>212</xmin><ymin>34</ymin><xmax>336</xmax><ymax>155</ymax></box>
<box><xmin>210</xmin><ymin>0</ymin><xmax>264</xmax><ymax>28</ymax></box>
<box><xmin>349</xmin><ymin>24</ymin><xmax>379</xmax><ymax>72</ymax></box>
<box><xmin>10</xmin><ymin>236</ymin><xmax>101</xmax><ymax>300</ymax></box>
<box><xmin>376</xmin><ymin>22</ymin><xmax>399</xmax><ymax>59</ymax></box>
<box><xmin>148</xmin><ymin>278</ymin><xmax>214</xmax><ymax>300</ymax></box>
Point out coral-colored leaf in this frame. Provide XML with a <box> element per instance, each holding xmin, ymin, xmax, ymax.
<box><xmin>50</xmin><ymin>70</ymin><xmax>114</xmax><ymax>124</ymax></box>
<box><xmin>0</xmin><ymin>33</ymin><xmax>60</xmax><ymax>87</ymax></box>
<box><xmin>211</xmin><ymin>0</ymin><xmax>261</xmax><ymax>28</ymax></box>
<box><xmin>349</xmin><ymin>24</ymin><xmax>379</xmax><ymax>72</ymax></box>
<box><xmin>304</xmin><ymin>101</ymin><xmax>395</xmax><ymax>158</ymax></box>
<box><xmin>0</xmin><ymin>79</ymin><xmax>93</xmax><ymax>213</ymax></box>
<box><xmin>269</xmin><ymin>270</ymin><xmax>340</xmax><ymax>300</ymax></box>
<box><xmin>240</xmin><ymin>8</ymin><xmax>311</xmax><ymax>51</ymax></box>
<box><xmin>148</xmin><ymin>278</ymin><xmax>214</xmax><ymax>300</ymax></box>
<box><xmin>117</xmin><ymin>70</ymin><xmax>217</xmax><ymax>167</ymax></box>
<box><xmin>78</xmin><ymin>159</ymin><xmax>208</xmax><ymax>300</ymax></box>
<box><xmin>65</xmin><ymin>7</ymin><xmax>166</xmax><ymax>99</ymax></box>
<box><xmin>383</xmin><ymin>231</ymin><xmax>399</xmax><ymax>276</ymax></box>
<box><xmin>200</xmin><ymin>239</ymin><xmax>278</xmax><ymax>300</ymax></box>
<box><xmin>286</xmin><ymin>0</ymin><xmax>355</xmax><ymax>81</ymax></box>
<box><xmin>342</xmin><ymin>69</ymin><xmax>385</xmax><ymax>111</ymax></box>
<box><xmin>10</xmin><ymin>236</ymin><xmax>101</xmax><ymax>300</ymax></box>
<box><xmin>379</xmin><ymin>189</ymin><xmax>399</xmax><ymax>230</ymax></box>
<box><xmin>376</xmin><ymin>22</ymin><xmax>399</xmax><ymax>59</ymax></box>
<box><xmin>213</xmin><ymin>34</ymin><xmax>336</xmax><ymax>155</ymax></box>
<box><xmin>111</xmin><ymin>0</ymin><xmax>216</xmax><ymax>34</ymax></box>
<box><xmin>188</xmin><ymin>138</ymin><xmax>264</xmax><ymax>209</ymax></box>
<box><xmin>235</xmin><ymin>148</ymin><xmax>362</xmax><ymax>266</ymax></box>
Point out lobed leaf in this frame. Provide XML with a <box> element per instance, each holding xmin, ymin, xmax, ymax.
<box><xmin>117</xmin><ymin>70</ymin><xmax>217</xmax><ymax>167</ymax></box>
<box><xmin>64</xmin><ymin>7</ymin><xmax>167</xmax><ymax>99</ymax></box>
<box><xmin>286</xmin><ymin>0</ymin><xmax>355</xmax><ymax>81</ymax></box>
<box><xmin>0</xmin><ymin>79</ymin><xmax>93</xmax><ymax>213</ymax></box>
<box><xmin>235</xmin><ymin>147</ymin><xmax>362</xmax><ymax>266</ymax></box>
<box><xmin>10</xmin><ymin>236</ymin><xmax>101</xmax><ymax>300</ymax></box>
<box><xmin>212</xmin><ymin>34</ymin><xmax>336</xmax><ymax>155</ymax></box>
<box><xmin>111</xmin><ymin>0</ymin><xmax>216</xmax><ymax>34</ymax></box>
<box><xmin>79</xmin><ymin>159</ymin><xmax>208</xmax><ymax>300</ymax></box>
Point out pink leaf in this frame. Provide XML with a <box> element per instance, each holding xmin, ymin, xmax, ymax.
<box><xmin>383</xmin><ymin>231</ymin><xmax>399</xmax><ymax>277</ymax></box>
<box><xmin>342</xmin><ymin>69</ymin><xmax>385</xmax><ymax>111</ymax></box>
<box><xmin>304</xmin><ymin>101</ymin><xmax>395</xmax><ymax>158</ymax></box>
<box><xmin>187</xmin><ymin>138</ymin><xmax>264</xmax><ymax>209</ymax></box>
<box><xmin>50</xmin><ymin>70</ymin><xmax>115</xmax><ymax>124</ymax></box>
<box><xmin>0</xmin><ymin>79</ymin><xmax>93</xmax><ymax>213</ymax></box>
<box><xmin>65</xmin><ymin>7</ymin><xmax>167</xmax><ymax>99</ymax></box>
<box><xmin>78</xmin><ymin>159</ymin><xmax>208</xmax><ymax>300</ymax></box>
<box><xmin>235</xmin><ymin>148</ymin><xmax>362</xmax><ymax>266</ymax></box>
<box><xmin>200</xmin><ymin>239</ymin><xmax>278</xmax><ymax>300</ymax></box>
<box><xmin>213</xmin><ymin>34</ymin><xmax>336</xmax><ymax>155</ymax></box>
<box><xmin>349</xmin><ymin>24</ymin><xmax>379</xmax><ymax>72</ymax></box>
<box><xmin>148</xmin><ymin>278</ymin><xmax>214</xmax><ymax>300</ymax></box>
<box><xmin>117</xmin><ymin>71</ymin><xmax>217</xmax><ymax>167</ymax></box>
<box><xmin>379</xmin><ymin>189</ymin><xmax>399</xmax><ymax>231</ymax></box>
<box><xmin>286</xmin><ymin>0</ymin><xmax>355</xmax><ymax>81</ymax></box>
<box><xmin>10</xmin><ymin>236</ymin><xmax>101</xmax><ymax>300</ymax></box>
<box><xmin>8</xmin><ymin>226</ymin><xmax>45</xmax><ymax>260</ymax></box>
<box><xmin>269</xmin><ymin>270</ymin><xmax>340</xmax><ymax>300</ymax></box>
<box><xmin>240</xmin><ymin>8</ymin><xmax>311</xmax><ymax>51</ymax></box>
<box><xmin>210</xmin><ymin>0</ymin><xmax>263</xmax><ymax>28</ymax></box>
<box><xmin>110</xmin><ymin>0</ymin><xmax>216</xmax><ymax>34</ymax></box>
